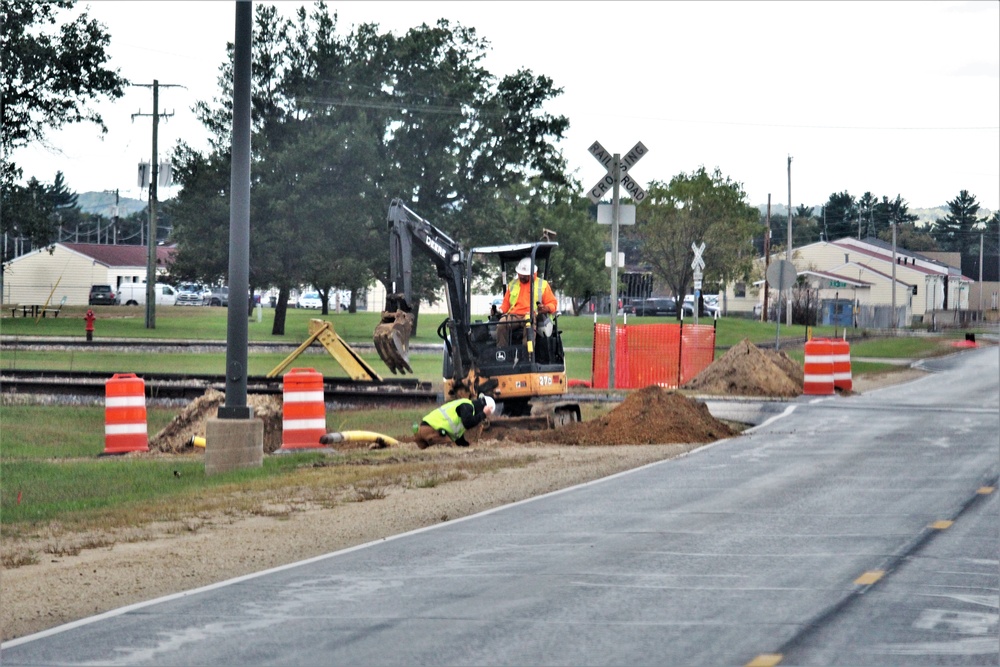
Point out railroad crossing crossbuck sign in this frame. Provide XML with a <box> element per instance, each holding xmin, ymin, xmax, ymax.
<box><xmin>691</xmin><ymin>242</ymin><xmax>706</xmax><ymax>289</ymax></box>
<box><xmin>587</xmin><ymin>141</ymin><xmax>648</xmax><ymax>204</ymax></box>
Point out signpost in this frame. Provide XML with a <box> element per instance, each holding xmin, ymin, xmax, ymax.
<box><xmin>691</xmin><ymin>242</ymin><xmax>706</xmax><ymax>324</ymax></box>
<box><xmin>588</xmin><ymin>140</ymin><xmax>648</xmax><ymax>389</ymax></box>
<box><xmin>766</xmin><ymin>259</ymin><xmax>797</xmax><ymax>349</ymax></box>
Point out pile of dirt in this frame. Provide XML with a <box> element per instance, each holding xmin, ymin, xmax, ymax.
<box><xmin>149</xmin><ymin>389</ymin><xmax>284</xmax><ymax>454</ymax></box>
<box><xmin>681</xmin><ymin>338</ymin><xmax>803</xmax><ymax>397</ymax></box>
<box><xmin>502</xmin><ymin>385</ymin><xmax>736</xmax><ymax>446</ymax></box>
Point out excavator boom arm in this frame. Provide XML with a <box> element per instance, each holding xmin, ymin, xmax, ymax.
<box><xmin>375</xmin><ymin>199</ymin><xmax>470</xmax><ymax>379</ymax></box>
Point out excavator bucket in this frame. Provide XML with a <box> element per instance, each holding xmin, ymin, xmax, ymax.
<box><xmin>374</xmin><ymin>309</ymin><xmax>415</xmax><ymax>375</ymax></box>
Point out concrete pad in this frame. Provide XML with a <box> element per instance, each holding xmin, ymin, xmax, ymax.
<box><xmin>204</xmin><ymin>417</ymin><xmax>264</xmax><ymax>475</ymax></box>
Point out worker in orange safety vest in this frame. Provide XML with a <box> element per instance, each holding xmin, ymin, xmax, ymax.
<box><xmin>496</xmin><ymin>256</ymin><xmax>557</xmax><ymax>348</ymax></box>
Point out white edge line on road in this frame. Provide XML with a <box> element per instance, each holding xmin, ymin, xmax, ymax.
<box><xmin>743</xmin><ymin>404</ymin><xmax>798</xmax><ymax>434</ymax></box>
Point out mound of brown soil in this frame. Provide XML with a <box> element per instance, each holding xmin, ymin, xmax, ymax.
<box><xmin>149</xmin><ymin>389</ymin><xmax>284</xmax><ymax>454</ymax></box>
<box><xmin>682</xmin><ymin>338</ymin><xmax>802</xmax><ymax>398</ymax></box>
<box><xmin>504</xmin><ymin>385</ymin><xmax>736</xmax><ymax>446</ymax></box>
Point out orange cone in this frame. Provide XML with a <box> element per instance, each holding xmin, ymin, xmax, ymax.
<box><xmin>278</xmin><ymin>368</ymin><xmax>327</xmax><ymax>450</ymax></box>
<box><xmin>831</xmin><ymin>338</ymin><xmax>852</xmax><ymax>392</ymax></box>
<box><xmin>103</xmin><ymin>373</ymin><xmax>148</xmax><ymax>455</ymax></box>
<box><xmin>803</xmin><ymin>338</ymin><xmax>835</xmax><ymax>396</ymax></box>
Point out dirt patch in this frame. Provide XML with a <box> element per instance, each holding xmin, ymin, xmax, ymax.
<box><xmin>501</xmin><ymin>385</ymin><xmax>735</xmax><ymax>445</ymax></box>
<box><xmin>149</xmin><ymin>389</ymin><xmax>284</xmax><ymax>454</ymax></box>
<box><xmin>681</xmin><ymin>337</ymin><xmax>803</xmax><ymax>397</ymax></box>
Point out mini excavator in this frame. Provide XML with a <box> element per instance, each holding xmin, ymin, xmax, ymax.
<box><xmin>373</xmin><ymin>199</ymin><xmax>580</xmax><ymax>427</ymax></box>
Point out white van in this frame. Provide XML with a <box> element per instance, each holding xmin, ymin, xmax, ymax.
<box><xmin>117</xmin><ymin>282</ymin><xmax>178</xmax><ymax>306</ymax></box>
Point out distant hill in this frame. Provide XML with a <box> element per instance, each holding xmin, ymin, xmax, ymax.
<box><xmin>77</xmin><ymin>192</ymin><xmax>148</xmax><ymax>217</ymax></box>
<box><xmin>757</xmin><ymin>203</ymin><xmax>995</xmax><ymax>228</ymax></box>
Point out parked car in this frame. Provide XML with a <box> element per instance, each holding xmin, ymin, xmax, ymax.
<box><xmin>632</xmin><ymin>297</ymin><xmax>679</xmax><ymax>317</ymax></box>
<box><xmin>88</xmin><ymin>284</ymin><xmax>118</xmax><ymax>306</ymax></box>
<box><xmin>684</xmin><ymin>295</ymin><xmax>718</xmax><ymax>317</ymax></box>
<box><xmin>207</xmin><ymin>286</ymin><xmax>229</xmax><ymax>307</ymax></box>
<box><xmin>630</xmin><ymin>297</ymin><xmax>701</xmax><ymax>318</ymax></box>
<box><xmin>175</xmin><ymin>283</ymin><xmax>209</xmax><ymax>306</ymax></box>
<box><xmin>296</xmin><ymin>291</ymin><xmax>323</xmax><ymax>309</ymax></box>
<box><xmin>116</xmin><ymin>282</ymin><xmax>177</xmax><ymax>306</ymax></box>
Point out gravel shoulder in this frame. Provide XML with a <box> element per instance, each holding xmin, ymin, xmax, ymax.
<box><xmin>0</xmin><ymin>369</ymin><xmax>924</xmax><ymax>643</ymax></box>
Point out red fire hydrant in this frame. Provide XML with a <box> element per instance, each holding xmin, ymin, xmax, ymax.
<box><xmin>84</xmin><ymin>309</ymin><xmax>96</xmax><ymax>342</ymax></box>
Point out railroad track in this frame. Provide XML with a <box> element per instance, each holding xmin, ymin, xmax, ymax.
<box><xmin>0</xmin><ymin>369</ymin><xmax>438</xmax><ymax>405</ymax></box>
<box><xmin>1</xmin><ymin>336</ymin><xmax>441</xmax><ymax>405</ymax></box>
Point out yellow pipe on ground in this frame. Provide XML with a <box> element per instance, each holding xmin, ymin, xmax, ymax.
<box><xmin>319</xmin><ymin>431</ymin><xmax>399</xmax><ymax>448</ymax></box>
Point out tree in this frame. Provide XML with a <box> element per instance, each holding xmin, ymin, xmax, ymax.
<box><xmin>879</xmin><ymin>222</ymin><xmax>938</xmax><ymax>252</ymax></box>
<box><xmin>170</xmin><ymin>2</ymin><xmax>571</xmax><ymax>336</ymax></box>
<box><xmin>1</xmin><ymin>0</ymin><xmax>126</xmax><ymax>301</ymax></box>
<box><xmin>868</xmin><ymin>194</ymin><xmax>917</xmax><ymax>240</ymax></box>
<box><xmin>163</xmin><ymin>146</ymin><xmax>232</xmax><ymax>284</ymax></box>
<box><xmin>931</xmin><ymin>190</ymin><xmax>984</xmax><ymax>262</ymax></box>
<box><xmin>0</xmin><ymin>0</ymin><xmax>127</xmax><ymax>187</ymax></box>
<box><xmin>1</xmin><ymin>178</ymin><xmax>56</xmax><ymax>256</ymax></box>
<box><xmin>635</xmin><ymin>167</ymin><xmax>760</xmax><ymax>315</ymax></box>
<box><xmin>856</xmin><ymin>191</ymin><xmax>878</xmax><ymax>239</ymax></box>
<box><xmin>821</xmin><ymin>191</ymin><xmax>858</xmax><ymax>241</ymax></box>
<box><xmin>984</xmin><ymin>212</ymin><xmax>1000</xmax><ymax>257</ymax></box>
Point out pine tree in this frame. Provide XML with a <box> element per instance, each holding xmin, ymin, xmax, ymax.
<box><xmin>932</xmin><ymin>190</ymin><xmax>983</xmax><ymax>261</ymax></box>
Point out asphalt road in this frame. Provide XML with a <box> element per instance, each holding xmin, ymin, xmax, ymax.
<box><xmin>3</xmin><ymin>348</ymin><xmax>997</xmax><ymax>667</ymax></box>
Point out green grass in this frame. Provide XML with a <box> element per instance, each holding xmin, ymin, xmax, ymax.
<box><xmin>2</xmin><ymin>452</ymin><xmax>330</xmax><ymax>527</ymax></box>
<box><xmin>845</xmin><ymin>336</ymin><xmax>957</xmax><ymax>358</ymax></box>
<box><xmin>0</xmin><ymin>405</ymin><xmax>178</xmax><ymax>459</ymax></box>
<box><xmin>782</xmin><ymin>335</ymin><xmax>958</xmax><ymax>367</ymax></box>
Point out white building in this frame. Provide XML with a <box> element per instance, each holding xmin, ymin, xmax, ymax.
<box><xmin>722</xmin><ymin>237</ymin><xmax>971</xmax><ymax>327</ymax></box>
<box><xmin>2</xmin><ymin>243</ymin><xmax>175</xmax><ymax>306</ymax></box>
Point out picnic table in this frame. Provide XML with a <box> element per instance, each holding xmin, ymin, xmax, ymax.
<box><xmin>10</xmin><ymin>304</ymin><xmax>42</xmax><ymax>317</ymax></box>
<box><xmin>9</xmin><ymin>297</ymin><xmax>66</xmax><ymax>318</ymax></box>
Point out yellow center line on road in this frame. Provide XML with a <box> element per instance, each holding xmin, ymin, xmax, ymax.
<box><xmin>854</xmin><ymin>570</ymin><xmax>885</xmax><ymax>585</ymax></box>
<box><xmin>746</xmin><ymin>654</ymin><xmax>783</xmax><ymax>667</ymax></box>
<box><xmin>930</xmin><ymin>520</ymin><xmax>954</xmax><ymax>530</ymax></box>
<box><xmin>977</xmin><ymin>486</ymin><xmax>995</xmax><ymax>494</ymax></box>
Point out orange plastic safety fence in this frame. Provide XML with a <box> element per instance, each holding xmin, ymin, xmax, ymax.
<box><xmin>591</xmin><ymin>322</ymin><xmax>716</xmax><ymax>389</ymax></box>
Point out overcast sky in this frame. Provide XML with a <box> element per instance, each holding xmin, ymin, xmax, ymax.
<box><xmin>12</xmin><ymin>0</ymin><xmax>1000</xmax><ymax>212</ymax></box>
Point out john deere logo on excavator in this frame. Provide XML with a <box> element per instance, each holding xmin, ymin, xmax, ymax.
<box><xmin>426</xmin><ymin>237</ymin><xmax>447</xmax><ymax>258</ymax></box>
<box><xmin>495</xmin><ymin>351</ymin><xmax>507</xmax><ymax>361</ymax></box>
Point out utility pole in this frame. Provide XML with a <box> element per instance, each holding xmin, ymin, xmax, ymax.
<box><xmin>762</xmin><ymin>194</ymin><xmax>771</xmax><ymax>322</ymax></box>
<box><xmin>102</xmin><ymin>189</ymin><xmax>120</xmax><ymax>244</ymax></box>
<box><xmin>786</xmin><ymin>155</ymin><xmax>793</xmax><ymax>326</ymax></box>
<box><xmin>891</xmin><ymin>215</ymin><xmax>897</xmax><ymax>329</ymax></box>
<box><xmin>113</xmin><ymin>189</ymin><xmax>119</xmax><ymax>244</ymax></box>
<box><xmin>132</xmin><ymin>80</ymin><xmax>180</xmax><ymax>329</ymax></box>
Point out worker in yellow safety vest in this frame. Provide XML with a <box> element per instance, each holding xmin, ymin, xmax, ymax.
<box><xmin>413</xmin><ymin>395</ymin><xmax>496</xmax><ymax>449</ymax></box>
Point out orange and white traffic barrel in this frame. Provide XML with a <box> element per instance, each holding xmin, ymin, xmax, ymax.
<box><xmin>803</xmin><ymin>338</ymin><xmax>835</xmax><ymax>396</ymax></box>
<box><xmin>103</xmin><ymin>373</ymin><xmax>148</xmax><ymax>455</ymax></box>
<box><xmin>830</xmin><ymin>338</ymin><xmax>852</xmax><ymax>392</ymax></box>
<box><xmin>279</xmin><ymin>368</ymin><xmax>327</xmax><ymax>450</ymax></box>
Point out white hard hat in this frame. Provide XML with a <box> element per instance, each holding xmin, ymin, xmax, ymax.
<box><xmin>481</xmin><ymin>395</ymin><xmax>496</xmax><ymax>412</ymax></box>
<box><xmin>515</xmin><ymin>257</ymin><xmax>532</xmax><ymax>276</ymax></box>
